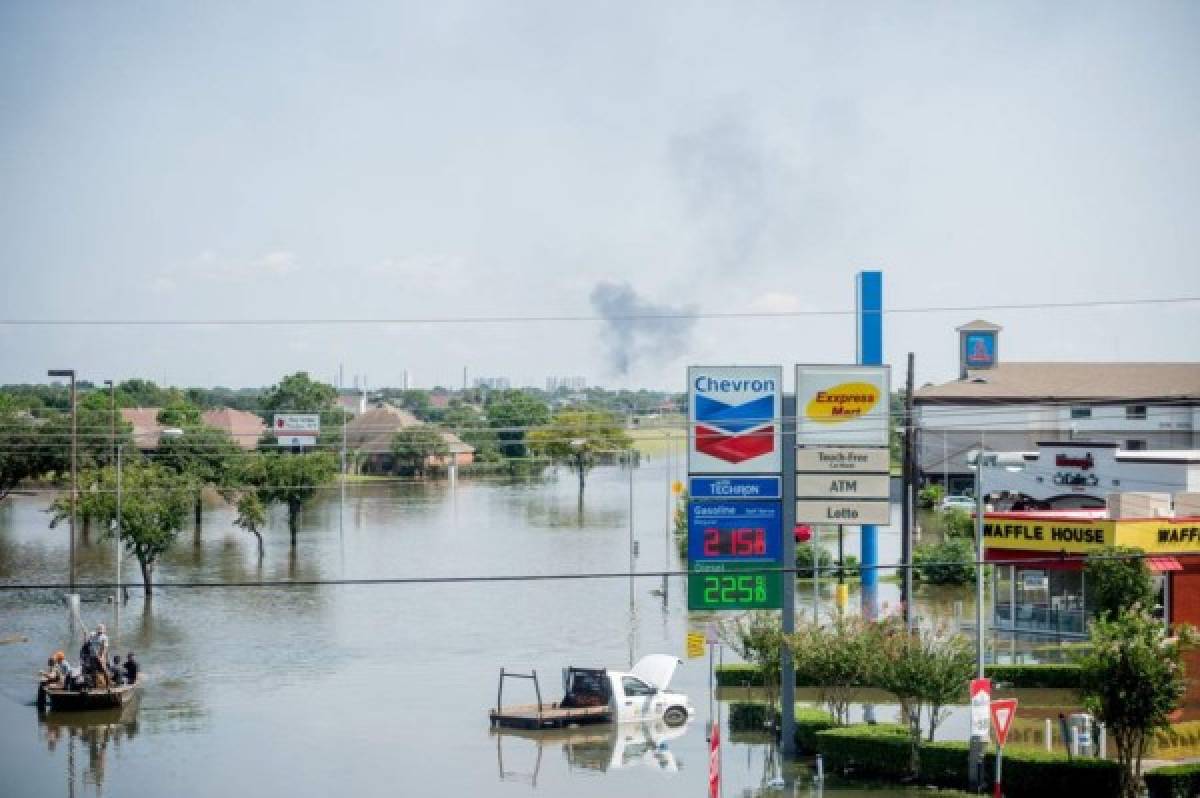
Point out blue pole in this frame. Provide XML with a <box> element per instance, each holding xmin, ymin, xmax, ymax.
<box><xmin>856</xmin><ymin>271</ymin><xmax>883</xmax><ymax>610</ymax></box>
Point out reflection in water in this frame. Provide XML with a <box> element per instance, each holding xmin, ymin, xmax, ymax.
<box><xmin>39</xmin><ymin>702</ymin><xmax>139</xmax><ymax>795</ymax></box>
<box><xmin>493</xmin><ymin>718</ymin><xmax>690</xmax><ymax>785</ymax></box>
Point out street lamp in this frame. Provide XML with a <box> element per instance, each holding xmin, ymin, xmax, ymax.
<box><xmin>103</xmin><ymin>380</ymin><xmax>116</xmax><ymax>464</ymax></box>
<box><xmin>47</xmin><ymin>369</ymin><xmax>76</xmax><ymax>593</ymax></box>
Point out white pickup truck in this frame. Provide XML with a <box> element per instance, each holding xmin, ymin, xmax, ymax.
<box><xmin>490</xmin><ymin>654</ymin><xmax>696</xmax><ymax>730</ymax></box>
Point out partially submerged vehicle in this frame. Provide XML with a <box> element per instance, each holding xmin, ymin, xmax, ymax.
<box><xmin>489</xmin><ymin>654</ymin><xmax>695</xmax><ymax>730</ymax></box>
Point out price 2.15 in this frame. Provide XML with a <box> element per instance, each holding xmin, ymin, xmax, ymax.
<box><xmin>702</xmin><ymin>527</ymin><xmax>766</xmax><ymax>557</ymax></box>
<box><xmin>702</xmin><ymin>574</ymin><xmax>767</xmax><ymax>604</ymax></box>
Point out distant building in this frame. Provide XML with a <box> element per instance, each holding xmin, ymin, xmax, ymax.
<box><xmin>120</xmin><ymin>408</ymin><xmax>169</xmax><ymax>451</ymax></box>
<box><xmin>546</xmin><ymin>376</ymin><xmax>587</xmax><ymax>392</ymax></box>
<box><xmin>120</xmin><ymin>407</ymin><xmax>266</xmax><ymax>452</ymax></box>
<box><xmin>915</xmin><ymin>320</ymin><xmax>1200</xmax><ymax>493</ymax></box>
<box><xmin>344</xmin><ymin>402</ymin><xmax>474</xmax><ymax>474</ymax></box>
<box><xmin>473</xmin><ymin>377</ymin><xmax>511</xmax><ymax>391</ymax></box>
<box><xmin>200</xmin><ymin>408</ymin><xmax>266</xmax><ymax>450</ymax></box>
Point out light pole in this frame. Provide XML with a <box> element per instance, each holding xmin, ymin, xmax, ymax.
<box><xmin>103</xmin><ymin>379</ymin><xmax>116</xmax><ymax>465</ymax></box>
<box><xmin>48</xmin><ymin>369</ymin><xmax>78</xmax><ymax>639</ymax></box>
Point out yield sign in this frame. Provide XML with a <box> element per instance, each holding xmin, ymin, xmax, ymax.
<box><xmin>990</xmin><ymin>698</ymin><xmax>1018</xmax><ymax>746</ymax></box>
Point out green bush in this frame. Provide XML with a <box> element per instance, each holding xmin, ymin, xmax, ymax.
<box><xmin>794</xmin><ymin>707</ymin><xmax>838</xmax><ymax>754</ymax></box>
<box><xmin>716</xmin><ymin>662</ymin><xmax>1081</xmax><ymax>689</ymax></box>
<box><xmin>727</xmin><ymin>704</ymin><xmax>836</xmax><ymax>754</ymax></box>
<box><xmin>984</xmin><ymin>748</ymin><xmax>1121</xmax><ymax>797</ymax></box>
<box><xmin>728</xmin><ymin>702</ymin><xmax>772</xmax><ymax>731</ymax></box>
<box><xmin>985</xmin><ymin>663</ymin><xmax>1082</xmax><ymax>689</ymax></box>
<box><xmin>814</xmin><ymin>726</ymin><xmax>1121</xmax><ymax>796</ymax></box>
<box><xmin>814</xmin><ymin>724</ymin><xmax>911</xmax><ymax>779</ymax></box>
<box><xmin>943</xmin><ymin>507</ymin><xmax>975</xmax><ymax>538</ymax></box>
<box><xmin>913</xmin><ymin>538</ymin><xmax>976</xmax><ymax>584</ymax></box>
<box><xmin>1145</xmin><ymin>763</ymin><xmax>1200</xmax><ymax>798</ymax></box>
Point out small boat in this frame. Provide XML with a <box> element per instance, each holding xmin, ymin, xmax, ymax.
<box><xmin>37</xmin><ymin>681</ymin><xmax>139</xmax><ymax>712</ymax></box>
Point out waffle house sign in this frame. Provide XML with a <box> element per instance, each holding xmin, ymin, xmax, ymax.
<box><xmin>984</xmin><ymin>514</ymin><xmax>1200</xmax><ymax>555</ymax></box>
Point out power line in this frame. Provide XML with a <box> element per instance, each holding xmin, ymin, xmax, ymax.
<box><xmin>1</xmin><ymin>295</ymin><xmax>1196</xmax><ymax>327</ymax></box>
<box><xmin>0</xmin><ymin>550</ymin><xmax>1190</xmax><ymax>592</ymax></box>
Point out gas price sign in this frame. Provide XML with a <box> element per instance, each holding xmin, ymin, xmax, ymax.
<box><xmin>687</xmin><ymin>501</ymin><xmax>783</xmax><ymax>611</ymax></box>
<box><xmin>688</xmin><ymin>502</ymin><xmax>782</xmax><ymax>562</ymax></box>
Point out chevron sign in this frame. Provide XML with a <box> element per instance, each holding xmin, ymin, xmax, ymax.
<box><xmin>688</xmin><ymin>366</ymin><xmax>781</xmax><ymax>474</ymax></box>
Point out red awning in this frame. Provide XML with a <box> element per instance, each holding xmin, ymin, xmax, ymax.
<box><xmin>1147</xmin><ymin>556</ymin><xmax>1183</xmax><ymax>573</ymax></box>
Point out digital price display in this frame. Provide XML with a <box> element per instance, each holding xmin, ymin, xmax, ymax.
<box><xmin>687</xmin><ymin>502</ymin><xmax>782</xmax><ymax>562</ymax></box>
<box><xmin>687</xmin><ymin>563</ymin><xmax>783</xmax><ymax>611</ymax></box>
<box><xmin>687</xmin><ymin>501</ymin><xmax>784</xmax><ymax>611</ymax></box>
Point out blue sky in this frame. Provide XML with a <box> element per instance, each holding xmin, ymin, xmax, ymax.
<box><xmin>1</xmin><ymin>1</ymin><xmax>1197</xmax><ymax>390</ymax></box>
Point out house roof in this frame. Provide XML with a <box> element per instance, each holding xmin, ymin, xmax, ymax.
<box><xmin>120</xmin><ymin>407</ymin><xmax>166</xmax><ymax>450</ymax></box>
<box><xmin>201</xmin><ymin>408</ymin><xmax>266</xmax><ymax>449</ymax></box>
<box><xmin>344</xmin><ymin>403</ymin><xmax>422</xmax><ymax>453</ymax></box>
<box><xmin>440</xmin><ymin>431</ymin><xmax>474</xmax><ymax>454</ymax></box>
<box><xmin>915</xmin><ymin>362</ymin><xmax>1200</xmax><ymax>403</ymax></box>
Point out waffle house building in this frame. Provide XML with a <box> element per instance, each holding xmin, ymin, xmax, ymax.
<box><xmin>983</xmin><ymin>482</ymin><xmax>1200</xmax><ymax>638</ymax></box>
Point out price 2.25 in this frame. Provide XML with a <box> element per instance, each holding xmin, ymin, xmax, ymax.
<box><xmin>702</xmin><ymin>574</ymin><xmax>767</xmax><ymax>604</ymax></box>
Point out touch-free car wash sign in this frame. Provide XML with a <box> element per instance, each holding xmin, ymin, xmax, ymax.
<box><xmin>688</xmin><ymin>366</ymin><xmax>782</xmax><ymax>474</ymax></box>
<box><xmin>795</xmin><ymin>365</ymin><xmax>890</xmax><ymax>447</ymax></box>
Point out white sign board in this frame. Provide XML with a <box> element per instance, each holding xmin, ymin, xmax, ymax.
<box><xmin>688</xmin><ymin>366</ymin><xmax>782</xmax><ymax>474</ymax></box>
<box><xmin>796</xmin><ymin>474</ymin><xmax>891</xmax><ymax>500</ymax></box>
<box><xmin>273</xmin><ymin>414</ymin><xmax>320</xmax><ymax>435</ymax></box>
<box><xmin>795</xmin><ymin>365</ymin><xmax>891</xmax><ymax>446</ymax></box>
<box><xmin>796</xmin><ymin>499</ymin><xmax>891</xmax><ymax>525</ymax></box>
<box><xmin>795</xmin><ymin>447</ymin><xmax>890</xmax><ymax>473</ymax></box>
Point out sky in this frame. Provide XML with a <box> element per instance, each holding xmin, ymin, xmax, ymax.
<box><xmin>1</xmin><ymin>1</ymin><xmax>1198</xmax><ymax>392</ymax></box>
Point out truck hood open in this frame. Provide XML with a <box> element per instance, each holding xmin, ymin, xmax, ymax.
<box><xmin>630</xmin><ymin>654</ymin><xmax>682</xmax><ymax>690</ymax></box>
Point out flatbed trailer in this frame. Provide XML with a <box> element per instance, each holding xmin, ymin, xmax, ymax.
<box><xmin>489</xmin><ymin>702</ymin><xmax>612</xmax><ymax>730</ymax></box>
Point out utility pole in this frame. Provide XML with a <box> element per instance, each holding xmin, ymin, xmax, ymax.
<box><xmin>901</xmin><ymin>353</ymin><xmax>915</xmax><ymax>630</ymax></box>
<box><xmin>780</xmin><ymin>394</ymin><xmax>797</xmax><ymax>759</ymax></box>
<box><xmin>115</xmin><ymin>444</ymin><xmax>122</xmax><ymax>651</ymax></box>
<box><xmin>49</xmin><ymin>369</ymin><xmax>77</xmax><ymax>638</ymax></box>
<box><xmin>969</xmin><ymin>432</ymin><xmax>988</xmax><ymax>789</ymax></box>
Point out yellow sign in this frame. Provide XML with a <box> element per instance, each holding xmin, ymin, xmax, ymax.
<box><xmin>984</xmin><ymin>516</ymin><xmax>1200</xmax><ymax>555</ymax></box>
<box><xmin>686</xmin><ymin>631</ymin><xmax>707</xmax><ymax>659</ymax></box>
<box><xmin>804</xmin><ymin>382</ymin><xmax>881</xmax><ymax>424</ymax></box>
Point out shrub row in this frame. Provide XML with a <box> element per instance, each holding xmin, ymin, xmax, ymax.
<box><xmin>1145</xmin><ymin>763</ymin><xmax>1200</xmax><ymax>798</ymax></box>
<box><xmin>727</xmin><ymin>703</ymin><xmax>839</xmax><ymax>754</ymax></box>
<box><xmin>715</xmin><ymin>662</ymin><xmax>1082</xmax><ymax>689</ymax></box>
<box><xmin>813</xmin><ymin>725</ymin><xmax>1122</xmax><ymax>797</ymax></box>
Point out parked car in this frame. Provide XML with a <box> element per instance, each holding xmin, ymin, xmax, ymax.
<box><xmin>940</xmin><ymin>495</ymin><xmax>976</xmax><ymax>512</ymax></box>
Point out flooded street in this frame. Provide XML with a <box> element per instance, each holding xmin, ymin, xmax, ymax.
<box><xmin>1</xmin><ymin>464</ymin><xmax>964</xmax><ymax>797</ymax></box>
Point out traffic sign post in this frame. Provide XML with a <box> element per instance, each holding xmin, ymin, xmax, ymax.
<box><xmin>990</xmin><ymin>698</ymin><xmax>1018</xmax><ymax>798</ymax></box>
<box><xmin>969</xmin><ymin>678</ymin><xmax>992</xmax><ymax>791</ymax></box>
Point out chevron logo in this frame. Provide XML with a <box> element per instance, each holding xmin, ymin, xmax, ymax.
<box><xmin>694</xmin><ymin>395</ymin><xmax>775</xmax><ymax>464</ymax></box>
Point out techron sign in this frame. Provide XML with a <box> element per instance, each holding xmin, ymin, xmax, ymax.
<box><xmin>688</xmin><ymin>366</ymin><xmax>782</xmax><ymax>474</ymax></box>
<box><xmin>795</xmin><ymin>365</ymin><xmax>891</xmax><ymax>447</ymax></box>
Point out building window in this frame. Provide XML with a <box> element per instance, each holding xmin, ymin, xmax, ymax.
<box><xmin>1070</xmin><ymin>406</ymin><xmax>1092</xmax><ymax>419</ymax></box>
<box><xmin>1125</xmin><ymin>405</ymin><xmax>1148</xmax><ymax>420</ymax></box>
<box><xmin>1125</xmin><ymin>440</ymin><xmax>1147</xmax><ymax>451</ymax></box>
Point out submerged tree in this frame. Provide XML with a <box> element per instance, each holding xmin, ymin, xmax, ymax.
<box><xmin>720</xmin><ymin>611</ymin><xmax>784</xmax><ymax>720</ymax></box>
<box><xmin>240</xmin><ymin>452</ymin><xmax>337</xmax><ymax>546</ymax></box>
<box><xmin>49</xmin><ymin>463</ymin><xmax>193</xmax><ymax>596</ymax></box>
<box><xmin>528</xmin><ymin>408</ymin><xmax>631</xmax><ymax>496</ymax></box>
<box><xmin>233</xmin><ymin>492</ymin><xmax>268</xmax><ymax>560</ymax></box>
<box><xmin>786</xmin><ymin>617</ymin><xmax>883</xmax><ymax>725</ymax></box>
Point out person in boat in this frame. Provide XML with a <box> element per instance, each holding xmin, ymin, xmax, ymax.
<box><xmin>123</xmin><ymin>652</ymin><xmax>138</xmax><ymax>685</ymax></box>
<box><xmin>39</xmin><ymin>656</ymin><xmax>61</xmax><ymax>687</ymax></box>
<box><xmin>109</xmin><ymin>656</ymin><xmax>123</xmax><ymax>686</ymax></box>
<box><xmin>88</xmin><ymin>624</ymin><xmax>111</xmax><ymax>686</ymax></box>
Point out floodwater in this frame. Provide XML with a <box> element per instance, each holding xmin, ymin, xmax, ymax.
<box><xmin>0</xmin><ymin>462</ymin><xmax>980</xmax><ymax>797</ymax></box>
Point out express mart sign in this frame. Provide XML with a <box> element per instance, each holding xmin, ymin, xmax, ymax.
<box><xmin>688</xmin><ymin>366</ymin><xmax>781</xmax><ymax>474</ymax></box>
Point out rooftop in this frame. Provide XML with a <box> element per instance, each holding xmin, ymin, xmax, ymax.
<box><xmin>915</xmin><ymin>362</ymin><xmax>1200</xmax><ymax>403</ymax></box>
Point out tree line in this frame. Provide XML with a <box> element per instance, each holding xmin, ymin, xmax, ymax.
<box><xmin>2</xmin><ymin>371</ymin><xmax>633</xmax><ymax>596</ymax></box>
